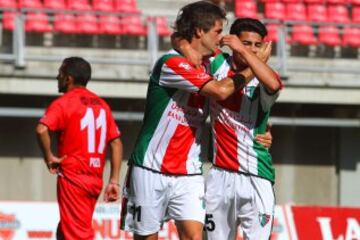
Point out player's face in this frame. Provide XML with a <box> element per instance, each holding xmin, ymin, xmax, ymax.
<box><xmin>57</xmin><ymin>64</ymin><xmax>68</xmax><ymax>93</ymax></box>
<box><xmin>200</xmin><ymin>19</ymin><xmax>223</xmax><ymax>56</ymax></box>
<box><xmin>233</xmin><ymin>31</ymin><xmax>264</xmax><ymax>67</ymax></box>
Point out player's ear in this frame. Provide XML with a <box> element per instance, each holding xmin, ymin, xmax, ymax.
<box><xmin>195</xmin><ymin>27</ymin><xmax>203</xmax><ymax>38</ymax></box>
<box><xmin>66</xmin><ymin>75</ymin><xmax>75</xmax><ymax>85</ymax></box>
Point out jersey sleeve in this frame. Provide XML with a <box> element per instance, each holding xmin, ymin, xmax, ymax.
<box><xmin>39</xmin><ymin>100</ymin><xmax>65</xmax><ymax>131</ymax></box>
<box><xmin>259</xmin><ymin>72</ymin><xmax>282</xmax><ymax>112</ymax></box>
<box><xmin>106</xmin><ymin>109</ymin><xmax>121</xmax><ymax>143</ymax></box>
<box><xmin>159</xmin><ymin>56</ymin><xmax>212</xmax><ymax>92</ymax></box>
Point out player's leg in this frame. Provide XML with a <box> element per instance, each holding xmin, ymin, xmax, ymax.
<box><xmin>205</xmin><ymin>167</ymin><xmax>238</xmax><ymax>240</ymax></box>
<box><xmin>120</xmin><ymin>166</ymin><xmax>168</xmax><ymax>238</ymax></box>
<box><xmin>237</xmin><ymin>175</ymin><xmax>274</xmax><ymax>240</ymax></box>
<box><xmin>168</xmin><ymin>175</ymin><xmax>205</xmax><ymax>240</ymax></box>
<box><xmin>57</xmin><ymin>175</ymin><xmax>98</xmax><ymax>240</ymax></box>
<box><xmin>134</xmin><ymin>233</ymin><xmax>159</xmax><ymax>240</ymax></box>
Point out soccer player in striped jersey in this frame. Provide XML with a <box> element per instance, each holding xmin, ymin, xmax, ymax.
<box><xmin>204</xmin><ymin>18</ymin><xmax>282</xmax><ymax>240</ymax></box>
<box><xmin>36</xmin><ymin>57</ymin><xmax>123</xmax><ymax>239</ymax></box>
<box><xmin>119</xmin><ymin>2</ymin><xmax>265</xmax><ymax>240</ymax></box>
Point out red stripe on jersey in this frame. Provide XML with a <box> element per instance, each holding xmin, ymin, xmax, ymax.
<box><xmin>217</xmin><ymin>90</ymin><xmax>243</xmax><ymax>112</ymax></box>
<box><xmin>187</xmin><ymin>93</ymin><xmax>206</xmax><ymax>108</ymax></box>
<box><xmin>214</xmin><ymin>120</ymin><xmax>239</xmax><ymax>171</ymax></box>
<box><xmin>165</xmin><ymin>56</ymin><xmax>211</xmax><ymax>89</ymax></box>
<box><xmin>161</xmin><ymin>124</ymin><xmax>196</xmax><ymax>174</ymax></box>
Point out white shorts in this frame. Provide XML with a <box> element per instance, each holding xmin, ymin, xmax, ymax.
<box><xmin>120</xmin><ymin>165</ymin><xmax>205</xmax><ymax>236</ymax></box>
<box><xmin>205</xmin><ymin>166</ymin><xmax>275</xmax><ymax>240</ymax></box>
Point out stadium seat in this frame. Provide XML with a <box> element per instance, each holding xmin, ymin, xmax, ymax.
<box><xmin>235</xmin><ymin>0</ymin><xmax>258</xmax><ymax>18</ymax></box>
<box><xmin>2</xmin><ymin>12</ymin><xmax>17</xmax><ymax>31</ymax></box>
<box><xmin>44</xmin><ymin>0</ymin><xmax>67</xmax><ymax>9</ymax></box>
<box><xmin>76</xmin><ymin>14</ymin><xmax>99</xmax><ymax>34</ymax></box>
<box><xmin>318</xmin><ymin>26</ymin><xmax>341</xmax><ymax>46</ymax></box>
<box><xmin>68</xmin><ymin>0</ymin><xmax>91</xmax><ymax>10</ymax></box>
<box><xmin>120</xmin><ymin>15</ymin><xmax>146</xmax><ymax>35</ymax></box>
<box><xmin>283</xmin><ymin>0</ymin><xmax>303</xmax><ymax>3</ymax></box>
<box><xmin>307</xmin><ymin>4</ymin><xmax>327</xmax><ymax>22</ymax></box>
<box><xmin>291</xmin><ymin>24</ymin><xmax>317</xmax><ymax>45</ymax></box>
<box><xmin>352</xmin><ymin>6</ymin><xmax>360</xmax><ymax>23</ymax></box>
<box><xmin>154</xmin><ymin>16</ymin><xmax>171</xmax><ymax>36</ymax></box>
<box><xmin>25</xmin><ymin>12</ymin><xmax>52</xmax><ymax>32</ymax></box>
<box><xmin>18</xmin><ymin>0</ymin><xmax>43</xmax><ymax>8</ymax></box>
<box><xmin>349</xmin><ymin>0</ymin><xmax>360</xmax><ymax>5</ymax></box>
<box><xmin>327</xmin><ymin>0</ymin><xmax>348</xmax><ymax>4</ymax></box>
<box><xmin>93</xmin><ymin>0</ymin><xmax>114</xmax><ymax>12</ymax></box>
<box><xmin>99</xmin><ymin>15</ymin><xmax>122</xmax><ymax>34</ymax></box>
<box><xmin>0</xmin><ymin>0</ymin><xmax>17</xmax><ymax>8</ymax></box>
<box><xmin>265</xmin><ymin>2</ymin><xmax>285</xmax><ymax>20</ymax></box>
<box><xmin>265</xmin><ymin>24</ymin><xmax>281</xmax><ymax>42</ymax></box>
<box><xmin>304</xmin><ymin>0</ymin><xmax>325</xmax><ymax>3</ymax></box>
<box><xmin>54</xmin><ymin>14</ymin><xmax>77</xmax><ymax>34</ymax></box>
<box><xmin>342</xmin><ymin>27</ymin><xmax>360</xmax><ymax>47</ymax></box>
<box><xmin>285</xmin><ymin>3</ymin><xmax>307</xmax><ymax>21</ymax></box>
<box><xmin>115</xmin><ymin>0</ymin><xmax>140</xmax><ymax>13</ymax></box>
<box><xmin>327</xmin><ymin>4</ymin><xmax>350</xmax><ymax>23</ymax></box>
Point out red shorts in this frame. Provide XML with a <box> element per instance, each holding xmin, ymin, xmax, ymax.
<box><xmin>57</xmin><ymin>175</ymin><xmax>98</xmax><ymax>240</ymax></box>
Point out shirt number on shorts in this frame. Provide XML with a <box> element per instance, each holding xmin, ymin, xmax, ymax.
<box><xmin>205</xmin><ymin>214</ymin><xmax>216</xmax><ymax>232</ymax></box>
<box><xmin>81</xmin><ymin>107</ymin><xmax>107</xmax><ymax>154</ymax></box>
<box><xmin>131</xmin><ymin>204</ymin><xmax>142</xmax><ymax>222</ymax></box>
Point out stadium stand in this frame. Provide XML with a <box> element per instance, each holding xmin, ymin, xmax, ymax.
<box><xmin>285</xmin><ymin>2</ymin><xmax>307</xmax><ymax>21</ymax></box>
<box><xmin>53</xmin><ymin>14</ymin><xmax>77</xmax><ymax>34</ymax></box>
<box><xmin>67</xmin><ymin>0</ymin><xmax>92</xmax><ymax>10</ymax></box>
<box><xmin>264</xmin><ymin>2</ymin><xmax>286</xmax><ymax>20</ymax></box>
<box><xmin>0</xmin><ymin>0</ymin><xmax>17</xmax><ymax>8</ymax></box>
<box><xmin>44</xmin><ymin>0</ymin><xmax>67</xmax><ymax>10</ymax></box>
<box><xmin>235</xmin><ymin>0</ymin><xmax>258</xmax><ymax>18</ymax></box>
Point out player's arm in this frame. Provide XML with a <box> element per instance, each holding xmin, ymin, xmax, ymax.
<box><xmin>35</xmin><ymin>123</ymin><xmax>65</xmax><ymax>174</ymax></box>
<box><xmin>104</xmin><ymin>137</ymin><xmax>123</xmax><ymax>202</ymax></box>
<box><xmin>222</xmin><ymin>35</ymin><xmax>281</xmax><ymax>93</ymax></box>
<box><xmin>199</xmin><ymin>70</ymin><xmax>252</xmax><ymax>101</ymax></box>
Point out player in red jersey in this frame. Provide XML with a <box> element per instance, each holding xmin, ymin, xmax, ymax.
<box><xmin>36</xmin><ymin>57</ymin><xmax>123</xmax><ymax>240</ymax></box>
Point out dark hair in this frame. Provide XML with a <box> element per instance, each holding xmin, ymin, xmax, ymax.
<box><xmin>61</xmin><ymin>57</ymin><xmax>91</xmax><ymax>86</ymax></box>
<box><xmin>175</xmin><ymin>1</ymin><xmax>226</xmax><ymax>42</ymax></box>
<box><xmin>230</xmin><ymin>18</ymin><xmax>267</xmax><ymax>38</ymax></box>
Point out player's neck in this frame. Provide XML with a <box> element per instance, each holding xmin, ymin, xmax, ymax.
<box><xmin>190</xmin><ymin>39</ymin><xmax>211</xmax><ymax>58</ymax></box>
<box><xmin>66</xmin><ymin>84</ymin><xmax>85</xmax><ymax>93</ymax></box>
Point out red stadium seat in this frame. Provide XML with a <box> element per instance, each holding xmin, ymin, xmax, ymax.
<box><xmin>54</xmin><ymin>14</ymin><xmax>77</xmax><ymax>34</ymax></box>
<box><xmin>115</xmin><ymin>0</ymin><xmax>140</xmax><ymax>13</ymax></box>
<box><xmin>120</xmin><ymin>15</ymin><xmax>146</xmax><ymax>35</ymax></box>
<box><xmin>327</xmin><ymin>4</ymin><xmax>350</xmax><ymax>23</ymax></box>
<box><xmin>265</xmin><ymin>24</ymin><xmax>281</xmax><ymax>42</ymax></box>
<box><xmin>93</xmin><ymin>0</ymin><xmax>114</xmax><ymax>12</ymax></box>
<box><xmin>2</xmin><ymin>12</ymin><xmax>17</xmax><ymax>30</ymax></box>
<box><xmin>352</xmin><ymin>6</ymin><xmax>360</xmax><ymax>23</ymax></box>
<box><xmin>25</xmin><ymin>12</ymin><xmax>52</xmax><ymax>32</ymax></box>
<box><xmin>349</xmin><ymin>0</ymin><xmax>360</xmax><ymax>5</ymax></box>
<box><xmin>304</xmin><ymin>0</ymin><xmax>325</xmax><ymax>3</ymax></box>
<box><xmin>18</xmin><ymin>0</ymin><xmax>43</xmax><ymax>8</ymax></box>
<box><xmin>235</xmin><ymin>0</ymin><xmax>258</xmax><ymax>18</ymax></box>
<box><xmin>318</xmin><ymin>26</ymin><xmax>341</xmax><ymax>46</ymax></box>
<box><xmin>307</xmin><ymin>4</ymin><xmax>327</xmax><ymax>22</ymax></box>
<box><xmin>327</xmin><ymin>0</ymin><xmax>348</xmax><ymax>4</ymax></box>
<box><xmin>283</xmin><ymin>0</ymin><xmax>303</xmax><ymax>3</ymax></box>
<box><xmin>342</xmin><ymin>27</ymin><xmax>360</xmax><ymax>47</ymax></box>
<box><xmin>76</xmin><ymin>14</ymin><xmax>99</xmax><ymax>34</ymax></box>
<box><xmin>265</xmin><ymin>2</ymin><xmax>285</xmax><ymax>20</ymax></box>
<box><xmin>44</xmin><ymin>0</ymin><xmax>67</xmax><ymax>9</ymax></box>
<box><xmin>67</xmin><ymin>0</ymin><xmax>91</xmax><ymax>11</ymax></box>
<box><xmin>0</xmin><ymin>0</ymin><xmax>17</xmax><ymax>8</ymax></box>
<box><xmin>99</xmin><ymin>15</ymin><xmax>122</xmax><ymax>34</ymax></box>
<box><xmin>291</xmin><ymin>24</ymin><xmax>317</xmax><ymax>45</ymax></box>
<box><xmin>154</xmin><ymin>16</ymin><xmax>171</xmax><ymax>36</ymax></box>
<box><xmin>285</xmin><ymin>3</ymin><xmax>307</xmax><ymax>21</ymax></box>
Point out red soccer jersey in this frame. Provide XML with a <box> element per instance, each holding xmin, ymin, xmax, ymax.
<box><xmin>40</xmin><ymin>87</ymin><xmax>120</xmax><ymax>195</ymax></box>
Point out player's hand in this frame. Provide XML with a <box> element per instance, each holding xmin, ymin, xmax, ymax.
<box><xmin>104</xmin><ymin>183</ymin><xmax>120</xmax><ymax>202</ymax></box>
<box><xmin>45</xmin><ymin>154</ymin><xmax>66</xmax><ymax>174</ymax></box>
<box><xmin>221</xmin><ymin>34</ymin><xmax>246</xmax><ymax>53</ymax></box>
<box><xmin>257</xmin><ymin>41</ymin><xmax>272</xmax><ymax>63</ymax></box>
<box><xmin>255</xmin><ymin>123</ymin><xmax>273</xmax><ymax>149</ymax></box>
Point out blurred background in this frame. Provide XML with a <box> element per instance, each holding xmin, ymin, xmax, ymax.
<box><xmin>0</xmin><ymin>0</ymin><xmax>359</xmax><ymax>239</ymax></box>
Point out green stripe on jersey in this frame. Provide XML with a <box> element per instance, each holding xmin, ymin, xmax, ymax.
<box><xmin>253</xmin><ymin>103</ymin><xmax>275</xmax><ymax>183</ymax></box>
<box><xmin>130</xmin><ymin>54</ymin><xmax>177</xmax><ymax>166</ymax></box>
<box><xmin>210</xmin><ymin>53</ymin><xmax>230</xmax><ymax>75</ymax></box>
